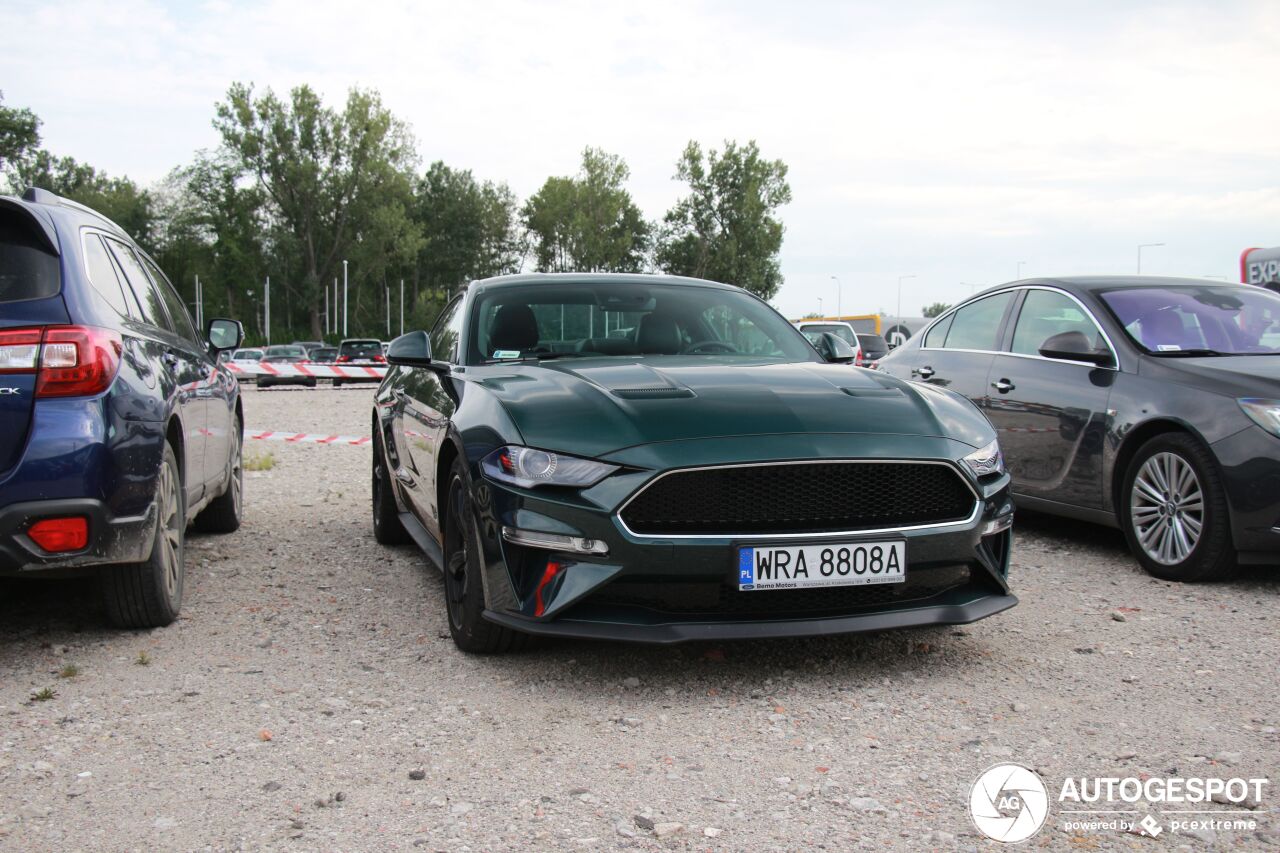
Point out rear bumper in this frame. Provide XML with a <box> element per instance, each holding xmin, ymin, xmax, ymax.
<box><xmin>0</xmin><ymin>497</ymin><xmax>156</xmax><ymax>575</ymax></box>
<box><xmin>484</xmin><ymin>588</ymin><xmax>1018</xmax><ymax>644</ymax></box>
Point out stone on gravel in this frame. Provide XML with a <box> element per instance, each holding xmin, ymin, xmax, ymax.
<box><xmin>653</xmin><ymin>821</ymin><xmax>683</xmax><ymax>838</ymax></box>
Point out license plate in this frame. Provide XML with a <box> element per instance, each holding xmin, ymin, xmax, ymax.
<box><xmin>737</xmin><ymin>541</ymin><xmax>905</xmax><ymax>591</ymax></box>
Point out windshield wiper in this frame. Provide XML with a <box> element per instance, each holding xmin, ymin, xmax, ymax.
<box><xmin>1149</xmin><ymin>348</ymin><xmax>1226</xmax><ymax>357</ymax></box>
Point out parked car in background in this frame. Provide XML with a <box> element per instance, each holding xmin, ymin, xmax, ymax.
<box><xmin>291</xmin><ymin>340</ymin><xmax>324</xmax><ymax>356</ymax></box>
<box><xmin>857</xmin><ymin>333</ymin><xmax>890</xmax><ymax>368</ymax></box>
<box><xmin>228</xmin><ymin>347</ymin><xmax>264</xmax><ymax>383</ymax></box>
<box><xmin>333</xmin><ymin>338</ymin><xmax>386</xmax><ymax>387</ymax></box>
<box><xmin>794</xmin><ymin>321</ymin><xmax>864</xmax><ymax>365</ymax></box>
<box><xmin>310</xmin><ymin>345</ymin><xmax>337</xmax><ymax>363</ymax></box>
<box><xmin>257</xmin><ymin>344</ymin><xmax>315</xmax><ymax>390</ymax></box>
<box><xmin>0</xmin><ymin>187</ymin><xmax>245</xmax><ymax>627</ymax></box>
<box><xmin>878</xmin><ymin>276</ymin><xmax>1280</xmax><ymax>581</ymax></box>
<box><xmin>372</xmin><ymin>273</ymin><xmax>1014</xmax><ymax>653</ymax></box>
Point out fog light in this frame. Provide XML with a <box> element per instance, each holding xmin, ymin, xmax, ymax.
<box><xmin>27</xmin><ymin>517</ymin><xmax>89</xmax><ymax>552</ymax></box>
<box><xmin>502</xmin><ymin>526</ymin><xmax>609</xmax><ymax>556</ymax></box>
<box><xmin>982</xmin><ymin>512</ymin><xmax>1014</xmax><ymax>535</ymax></box>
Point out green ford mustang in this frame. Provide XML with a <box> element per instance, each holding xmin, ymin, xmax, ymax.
<box><xmin>371</xmin><ymin>273</ymin><xmax>1016</xmax><ymax>652</ymax></box>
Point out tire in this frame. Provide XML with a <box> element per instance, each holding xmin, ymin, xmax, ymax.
<box><xmin>195</xmin><ymin>420</ymin><xmax>243</xmax><ymax>533</ymax></box>
<box><xmin>333</xmin><ymin>380</ymin><xmax>342</xmax><ymax>388</ymax></box>
<box><xmin>1119</xmin><ymin>433</ymin><xmax>1236</xmax><ymax>582</ymax></box>
<box><xmin>101</xmin><ymin>442</ymin><xmax>186</xmax><ymax>628</ymax></box>
<box><xmin>442</xmin><ymin>456</ymin><xmax>529</xmax><ymax>654</ymax></box>
<box><xmin>306</xmin><ymin>380</ymin><xmax>317</xmax><ymax>388</ymax></box>
<box><xmin>372</xmin><ymin>427</ymin><xmax>410</xmax><ymax>545</ymax></box>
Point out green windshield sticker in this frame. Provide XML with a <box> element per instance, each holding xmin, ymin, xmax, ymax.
<box><xmin>493</xmin><ymin>350</ymin><xmax>522</xmax><ymax>359</ymax></box>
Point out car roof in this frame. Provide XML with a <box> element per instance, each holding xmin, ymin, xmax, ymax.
<box><xmin>339</xmin><ymin>338</ymin><xmax>381</xmax><ymax>344</ymax></box>
<box><xmin>989</xmin><ymin>275</ymin><xmax>1234</xmax><ymax>296</ymax></box>
<box><xmin>468</xmin><ymin>272</ymin><xmax>742</xmax><ymax>293</ymax></box>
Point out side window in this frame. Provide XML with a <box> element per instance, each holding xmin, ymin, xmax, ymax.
<box><xmin>81</xmin><ymin>232</ymin><xmax>133</xmax><ymax>317</ymax></box>
<box><xmin>943</xmin><ymin>292</ymin><xmax>1012</xmax><ymax>351</ymax></box>
<box><xmin>1010</xmin><ymin>290</ymin><xmax>1107</xmax><ymax>356</ymax></box>
<box><xmin>106</xmin><ymin>239</ymin><xmax>172</xmax><ymax>332</ymax></box>
<box><xmin>431</xmin><ymin>297</ymin><xmax>464</xmax><ymax>362</ymax></box>
<box><xmin>141</xmin><ymin>254</ymin><xmax>199</xmax><ymax>344</ymax></box>
<box><xmin>922</xmin><ymin>314</ymin><xmax>953</xmax><ymax>349</ymax></box>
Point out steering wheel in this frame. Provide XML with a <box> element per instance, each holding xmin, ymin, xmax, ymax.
<box><xmin>681</xmin><ymin>340</ymin><xmax>739</xmax><ymax>355</ymax></box>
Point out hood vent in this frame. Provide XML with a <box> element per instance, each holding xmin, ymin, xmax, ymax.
<box><xmin>611</xmin><ymin>386</ymin><xmax>696</xmax><ymax>400</ymax></box>
<box><xmin>841</xmin><ymin>386</ymin><xmax>904</xmax><ymax>398</ymax></box>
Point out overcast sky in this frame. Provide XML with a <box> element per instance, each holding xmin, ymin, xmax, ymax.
<box><xmin>5</xmin><ymin>0</ymin><xmax>1279</xmax><ymax>319</ymax></box>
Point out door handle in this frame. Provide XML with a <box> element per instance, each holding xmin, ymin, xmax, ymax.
<box><xmin>913</xmin><ymin>366</ymin><xmax>935</xmax><ymax>379</ymax></box>
<box><xmin>991</xmin><ymin>378</ymin><xmax>1015</xmax><ymax>393</ymax></box>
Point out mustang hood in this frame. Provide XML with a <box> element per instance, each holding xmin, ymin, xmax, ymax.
<box><xmin>469</xmin><ymin>358</ymin><xmax>993</xmax><ymax>458</ymax></box>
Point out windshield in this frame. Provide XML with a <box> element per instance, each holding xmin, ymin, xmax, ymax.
<box><xmin>232</xmin><ymin>349</ymin><xmax>263</xmax><ymax>360</ymax></box>
<box><xmin>264</xmin><ymin>345</ymin><xmax>306</xmax><ymax>357</ymax></box>
<box><xmin>469</xmin><ymin>282</ymin><xmax>815</xmax><ymax>365</ymax></box>
<box><xmin>0</xmin><ymin>211</ymin><xmax>60</xmax><ymax>303</ymax></box>
<box><xmin>798</xmin><ymin>323</ymin><xmax>856</xmax><ymax>345</ymax></box>
<box><xmin>1098</xmin><ymin>285</ymin><xmax>1280</xmax><ymax>355</ymax></box>
<box><xmin>340</xmin><ymin>340</ymin><xmax>382</xmax><ymax>357</ymax></box>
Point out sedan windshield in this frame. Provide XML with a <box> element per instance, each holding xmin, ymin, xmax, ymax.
<box><xmin>469</xmin><ymin>283</ymin><xmax>815</xmax><ymax>364</ymax></box>
<box><xmin>1099</xmin><ymin>285</ymin><xmax>1280</xmax><ymax>355</ymax></box>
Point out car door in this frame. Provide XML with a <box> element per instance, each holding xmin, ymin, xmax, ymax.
<box><xmin>985</xmin><ymin>288</ymin><xmax>1117</xmax><ymax>509</ymax></box>
<box><xmin>395</xmin><ymin>296</ymin><xmax>464</xmax><ymax>538</ymax></box>
<box><xmin>141</xmin><ymin>250</ymin><xmax>233</xmax><ymax>493</ymax></box>
<box><xmin>896</xmin><ymin>291</ymin><xmax>1016</xmax><ymax>411</ymax></box>
<box><xmin>105</xmin><ymin>238</ymin><xmax>208</xmax><ymax>506</ymax></box>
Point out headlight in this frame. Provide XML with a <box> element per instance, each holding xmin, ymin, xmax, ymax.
<box><xmin>1239</xmin><ymin>398</ymin><xmax>1280</xmax><ymax>437</ymax></box>
<box><xmin>482</xmin><ymin>445</ymin><xmax>619</xmax><ymax>489</ymax></box>
<box><xmin>961</xmin><ymin>439</ymin><xmax>1004</xmax><ymax>478</ymax></box>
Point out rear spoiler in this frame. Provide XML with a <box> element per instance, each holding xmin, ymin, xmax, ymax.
<box><xmin>0</xmin><ymin>195</ymin><xmax>60</xmax><ymax>256</ymax></box>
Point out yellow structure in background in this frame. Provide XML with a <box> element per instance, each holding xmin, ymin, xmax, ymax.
<box><xmin>788</xmin><ymin>314</ymin><xmax>884</xmax><ymax>334</ymax></box>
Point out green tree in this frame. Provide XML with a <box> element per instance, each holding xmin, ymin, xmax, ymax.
<box><xmin>522</xmin><ymin>147</ymin><xmax>650</xmax><ymax>273</ymax></box>
<box><xmin>14</xmin><ymin>150</ymin><xmax>156</xmax><ymax>249</ymax></box>
<box><xmin>922</xmin><ymin>302</ymin><xmax>951</xmax><ymax>318</ymax></box>
<box><xmin>413</xmin><ymin>161</ymin><xmax>521</xmax><ymax>300</ymax></box>
<box><xmin>655</xmin><ymin>140</ymin><xmax>791</xmax><ymax>299</ymax></box>
<box><xmin>0</xmin><ymin>91</ymin><xmax>41</xmax><ymax>178</ymax></box>
<box><xmin>213</xmin><ymin>82</ymin><xmax>422</xmax><ymax>338</ymax></box>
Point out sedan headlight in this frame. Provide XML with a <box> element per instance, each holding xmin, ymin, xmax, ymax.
<box><xmin>482</xmin><ymin>445</ymin><xmax>619</xmax><ymax>489</ymax></box>
<box><xmin>961</xmin><ymin>439</ymin><xmax>1005</xmax><ymax>478</ymax></box>
<box><xmin>1239</xmin><ymin>398</ymin><xmax>1280</xmax><ymax>437</ymax></box>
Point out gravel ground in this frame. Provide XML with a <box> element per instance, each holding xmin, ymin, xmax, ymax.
<box><xmin>1</xmin><ymin>386</ymin><xmax>1277</xmax><ymax>851</ymax></box>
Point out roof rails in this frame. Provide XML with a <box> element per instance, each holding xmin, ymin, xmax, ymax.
<box><xmin>20</xmin><ymin>186</ymin><xmax>130</xmax><ymax>238</ymax></box>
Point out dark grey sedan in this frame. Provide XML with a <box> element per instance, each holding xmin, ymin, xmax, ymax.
<box><xmin>878</xmin><ymin>276</ymin><xmax>1280</xmax><ymax>581</ymax></box>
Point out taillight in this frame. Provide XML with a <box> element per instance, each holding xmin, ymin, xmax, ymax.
<box><xmin>0</xmin><ymin>328</ymin><xmax>42</xmax><ymax>372</ymax></box>
<box><xmin>372</xmin><ymin>354</ymin><xmax>386</xmax><ymax>363</ymax></box>
<box><xmin>36</xmin><ymin>326</ymin><xmax>123</xmax><ymax>398</ymax></box>
<box><xmin>336</xmin><ymin>355</ymin><xmax>351</xmax><ymax>363</ymax></box>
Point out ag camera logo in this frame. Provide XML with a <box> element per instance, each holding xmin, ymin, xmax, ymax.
<box><xmin>969</xmin><ymin>763</ymin><xmax>1050</xmax><ymax>843</ymax></box>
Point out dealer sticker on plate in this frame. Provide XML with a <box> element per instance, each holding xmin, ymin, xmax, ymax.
<box><xmin>737</xmin><ymin>541</ymin><xmax>905</xmax><ymax>591</ymax></box>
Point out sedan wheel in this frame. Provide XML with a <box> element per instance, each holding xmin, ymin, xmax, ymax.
<box><xmin>440</xmin><ymin>458</ymin><xmax>528</xmax><ymax>654</ymax></box>
<box><xmin>1120</xmin><ymin>433</ymin><xmax>1235</xmax><ymax>582</ymax></box>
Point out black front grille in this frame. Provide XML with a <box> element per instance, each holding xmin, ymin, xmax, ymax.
<box><xmin>620</xmin><ymin>462</ymin><xmax>975</xmax><ymax>535</ymax></box>
<box><xmin>577</xmin><ymin>565</ymin><xmax>971</xmax><ymax>618</ymax></box>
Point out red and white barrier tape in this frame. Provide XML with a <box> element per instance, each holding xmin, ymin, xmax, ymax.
<box><xmin>226</xmin><ymin>362</ymin><xmax>388</xmax><ymax>379</ymax></box>
<box><xmin>246</xmin><ymin>429</ymin><xmax>371</xmax><ymax>446</ymax></box>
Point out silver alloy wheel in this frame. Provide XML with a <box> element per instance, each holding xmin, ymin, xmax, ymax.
<box><xmin>1130</xmin><ymin>451</ymin><xmax>1204</xmax><ymax>565</ymax></box>
<box><xmin>158</xmin><ymin>458</ymin><xmax>183</xmax><ymax>599</ymax></box>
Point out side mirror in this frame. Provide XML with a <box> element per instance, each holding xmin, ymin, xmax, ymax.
<box><xmin>1039</xmin><ymin>331</ymin><xmax>1114</xmax><ymax>366</ymax></box>
<box><xmin>207</xmin><ymin>318</ymin><xmax>243</xmax><ymax>352</ymax></box>
<box><xmin>816</xmin><ymin>331</ymin><xmax>857</xmax><ymax>364</ymax></box>
<box><xmin>386</xmin><ymin>330</ymin><xmax>434</xmax><ymax>368</ymax></box>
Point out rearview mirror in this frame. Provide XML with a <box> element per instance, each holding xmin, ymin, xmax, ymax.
<box><xmin>1039</xmin><ymin>331</ymin><xmax>1114</xmax><ymax>366</ymax></box>
<box><xmin>207</xmin><ymin>318</ymin><xmax>243</xmax><ymax>352</ymax></box>
<box><xmin>386</xmin><ymin>330</ymin><xmax>433</xmax><ymax>368</ymax></box>
<box><xmin>816</xmin><ymin>331</ymin><xmax>857</xmax><ymax>364</ymax></box>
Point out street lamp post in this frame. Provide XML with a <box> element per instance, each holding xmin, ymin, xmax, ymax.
<box><xmin>817</xmin><ymin>296</ymin><xmax>824</xmax><ymax>316</ymax></box>
<box><xmin>830</xmin><ymin>276</ymin><xmax>842</xmax><ymax>319</ymax></box>
<box><xmin>342</xmin><ymin>260</ymin><xmax>348</xmax><ymax>337</ymax></box>
<box><xmin>896</xmin><ymin>275</ymin><xmax>916</xmax><ymax>320</ymax></box>
<box><xmin>1016</xmin><ymin>261</ymin><xmax>1027</xmax><ymax>280</ymax></box>
<box><xmin>1137</xmin><ymin>242</ymin><xmax>1165</xmax><ymax>274</ymax></box>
